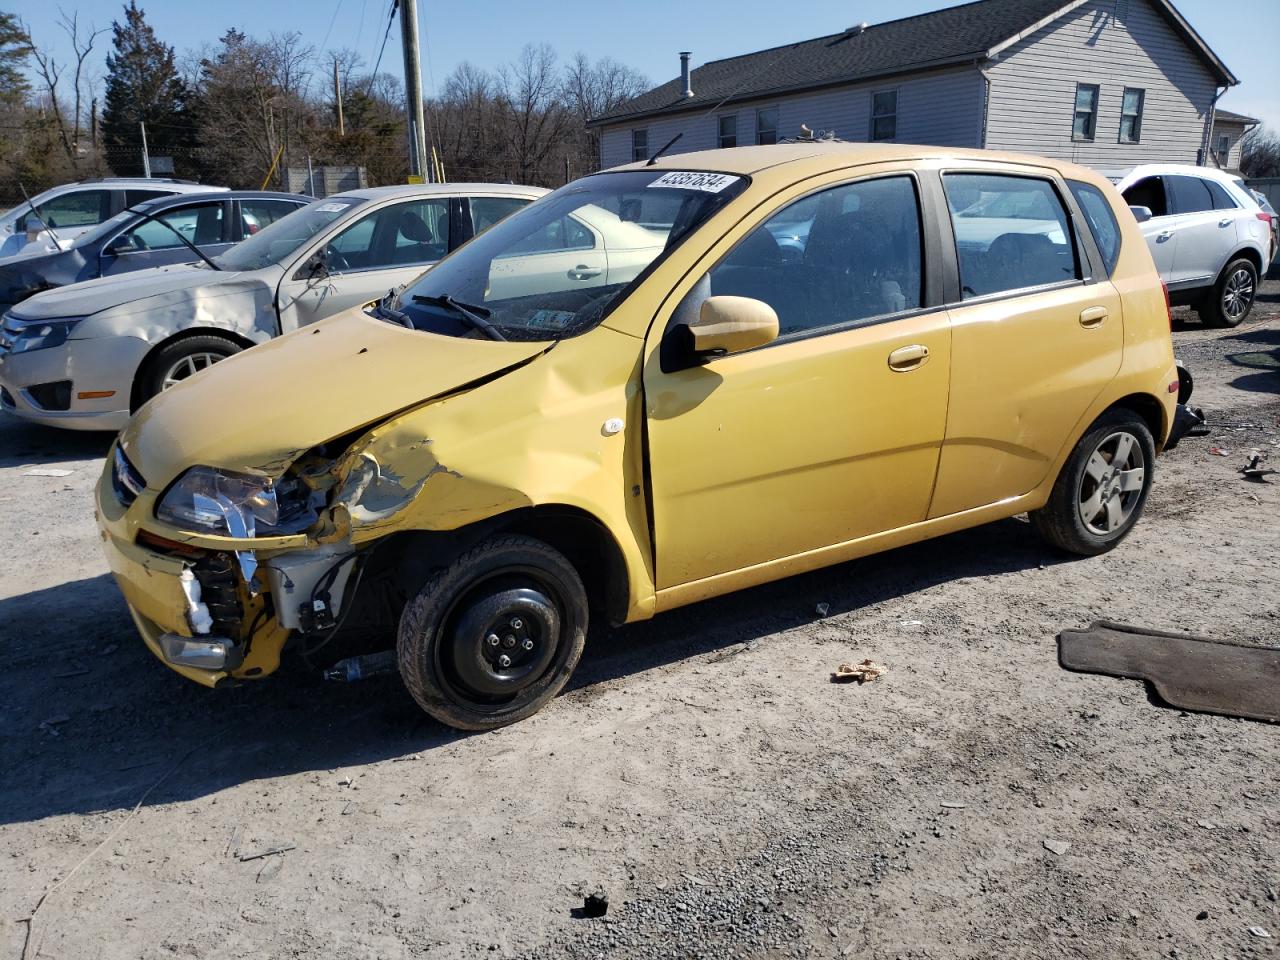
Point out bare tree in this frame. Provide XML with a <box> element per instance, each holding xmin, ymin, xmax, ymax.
<box><xmin>1240</xmin><ymin>126</ymin><xmax>1280</xmax><ymax>179</ymax></box>
<box><xmin>497</xmin><ymin>44</ymin><xmax>572</xmax><ymax>185</ymax></box>
<box><xmin>23</xmin><ymin>10</ymin><xmax>106</xmax><ymax>167</ymax></box>
<box><xmin>563</xmin><ymin>53</ymin><xmax>649</xmax><ymax>176</ymax></box>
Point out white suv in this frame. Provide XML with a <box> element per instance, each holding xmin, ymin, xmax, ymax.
<box><xmin>0</xmin><ymin>179</ymin><xmax>228</xmax><ymax>260</ymax></box>
<box><xmin>1102</xmin><ymin>164</ymin><xmax>1271</xmax><ymax>327</ymax></box>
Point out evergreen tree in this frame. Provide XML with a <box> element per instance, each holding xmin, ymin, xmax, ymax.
<box><xmin>0</xmin><ymin>12</ymin><xmax>30</xmax><ymax>105</ymax></box>
<box><xmin>100</xmin><ymin>2</ymin><xmax>192</xmax><ymax>178</ymax></box>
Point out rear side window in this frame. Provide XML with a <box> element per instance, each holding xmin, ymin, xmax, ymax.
<box><xmin>470</xmin><ymin>196</ymin><xmax>530</xmax><ymax>236</ymax></box>
<box><xmin>1068</xmin><ymin>180</ymin><xmax>1122</xmax><ymax>276</ymax></box>
<box><xmin>1204</xmin><ymin>180</ymin><xmax>1237</xmax><ymax>211</ymax></box>
<box><xmin>126</xmin><ymin>189</ymin><xmax>172</xmax><ymax>207</ymax></box>
<box><xmin>1122</xmin><ymin>177</ymin><xmax>1167</xmax><ymax>217</ymax></box>
<box><xmin>944</xmin><ymin>173</ymin><xmax>1079</xmax><ymax>299</ymax></box>
<box><xmin>1168</xmin><ymin>175</ymin><xmax>1213</xmax><ymax>215</ymax></box>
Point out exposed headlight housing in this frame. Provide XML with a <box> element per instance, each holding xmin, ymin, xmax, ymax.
<box><xmin>156</xmin><ymin>466</ymin><xmax>317</xmax><ymax>537</ymax></box>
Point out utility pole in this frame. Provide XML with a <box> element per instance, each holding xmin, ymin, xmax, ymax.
<box><xmin>140</xmin><ymin>121</ymin><xmax>151</xmax><ymax>178</ymax></box>
<box><xmin>399</xmin><ymin>0</ymin><xmax>430</xmax><ymax>182</ymax></box>
<box><xmin>334</xmin><ymin>60</ymin><xmax>345</xmax><ymax>137</ymax></box>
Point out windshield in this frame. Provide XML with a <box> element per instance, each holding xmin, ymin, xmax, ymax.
<box><xmin>213</xmin><ymin>197</ymin><xmax>358</xmax><ymax>271</ymax></box>
<box><xmin>393</xmin><ymin>169</ymin><xmax>747</xmax><ymax>341</ymax></box>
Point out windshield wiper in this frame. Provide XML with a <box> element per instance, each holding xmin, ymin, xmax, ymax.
<box><xmin>125</xmin><ymin>208</ymin><xmax>222</xmax><ymax>271</ymax></box>
<box><xmin>411</xmin><ymin>294</ymin><xmax>507</xmax><ymax>341</ymax></box>
<box><xmin>373</xmin><ymin>290</ymin><xmax>411</xmax><ymax>327</ymax></box>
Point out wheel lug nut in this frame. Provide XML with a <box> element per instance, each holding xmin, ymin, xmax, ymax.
<box><xmin>498</xmin><ymin>654</ymin><xmax>511</xmax><ymax>668</ymax></box>
<box><xmin>510</xmin><ymin>618</ymin><xmax>523</xmax><ymax>630</ymax></box>
<box><xmin>521</xmin><ymin>638</ymin><xmax>534</xmax><ymax>651</ymax></box>
<box><xmin>486</xmin><ymin>634</ymin><xmax>500</xmax><ymax>647</ymax></box>
<box><xmin>503</xmin><ymin>635</ymin><xmax>516</xmax><ymax>648</ymax></box>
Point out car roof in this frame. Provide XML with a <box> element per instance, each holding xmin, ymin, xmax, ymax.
<box><xmin>605</xmin><ymin>142</ymin><xmax>1107</xmax><ymax>183</ymax></box>
<box><xmin>1099</xmin><ymin>163</ymin><xmax>1244</xmax><ymax>184</ymax></box>
<box><xmin>129</xmin><ymin>190</ymin><xmax>306</xmax><ymax>212</ymax></box>
<box><xmin>329</xmin><ymin>183</ymin><xmax>549</xmax><ymax>203</ymax></box>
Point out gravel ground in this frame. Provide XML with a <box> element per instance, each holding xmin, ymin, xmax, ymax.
<box><xmin>1</xmin><ymin>284</ymin><xmax>1277</xmax><ymax>960</ymax></box>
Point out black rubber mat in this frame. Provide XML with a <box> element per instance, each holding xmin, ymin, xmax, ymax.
<box><xmin>1058</xmin><ymin>620</ymin><xmax>1280</xmax><ymax>723</ymax></box>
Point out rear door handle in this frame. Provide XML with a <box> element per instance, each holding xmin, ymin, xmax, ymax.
<box><xmin>1156</xmin><ymin>230</ymin><xmax>1174</xmax><ymax>242</ymax></box>
<box><xmin>887</xmin><ymin>344</ymin><xmax>929</xmax><ymax>372</ymax></box>
<box><xmin>1218</xmin><ymin>218</ymin><xmax>1233</xmax><ymax>228</ymax></box>
<box><xmin>568</xmin><ymin>265</ymin><xmax>603</xmax><ymax>280</ymax></box>
<box><xmin>1079</xmin><ymin>306</ymin><xmax>1109</xmax><ymax>328</ymax></box>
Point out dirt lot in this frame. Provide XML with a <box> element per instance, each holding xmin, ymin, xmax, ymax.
<box><xmin>1</xmin><ymin>287</ymin><xmax>1277</xmax><ymax>960</ymax></box>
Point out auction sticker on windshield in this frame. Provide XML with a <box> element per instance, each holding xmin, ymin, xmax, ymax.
<box><xmin>647</xmin><ymin>172</ymin><xmax>741</xmax><ymax>193</ymax></box>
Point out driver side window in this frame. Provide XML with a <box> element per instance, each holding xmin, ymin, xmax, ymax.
<box><xmin>327</xmin><ymin>199</ymin><xmax>449</xmax><ymax>271</ymax></box>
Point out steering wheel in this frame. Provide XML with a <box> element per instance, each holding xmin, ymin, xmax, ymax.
<box><xmin>323</xmin><ymin>244</ymin><xmax>351</xmax><ymax>273</ymax></box>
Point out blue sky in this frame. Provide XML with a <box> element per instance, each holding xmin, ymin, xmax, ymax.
<box><xmin>15</xmin><ymin>0</ymin><xmax>1280</xmax><ymax>129</ymax></box>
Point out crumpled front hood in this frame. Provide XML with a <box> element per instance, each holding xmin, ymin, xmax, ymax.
<box><xmin>9</xmin><ymin>263</ymin><xmax>245</xmax><ymax>321</ymax></box>
<box><xmin>121</xmin><ymin>307</ymin><xmax>549</xmax><ymax>490</ymax></box>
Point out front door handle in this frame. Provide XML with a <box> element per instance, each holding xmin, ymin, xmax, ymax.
<box><xmin>1218</xmin><ymin>218</ymin><xmax>1233</xmax><ymax>228</ymax></box>
<box><xmin>887</xmin><ymin>344</ymin><xmax>930</xmax><ymax>372</ymax></box>
<box><xmin>1079</xmin><ymin>306</ymin><xmax>1109</xmax><ymax>328</ymax></box>
<box><xmin>568</xmin><ymin>265</ymin><xmax>603</xmax><ymax>280</ymax></box>
<box><xmin>1156</xmin><ymin>230</ymin><xmax>1174</xmax><ymax>242</ymax></box>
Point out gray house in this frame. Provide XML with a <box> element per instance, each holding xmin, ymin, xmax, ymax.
<box><xmin>1209</xmin><ymin>109</ymin><xmax>1259</xmax><ymax>172</ymax></box>
<box><xmin>592</xmin><ymin>0</ymin><xmax>1238</xmax><ymax>170</ymax></box>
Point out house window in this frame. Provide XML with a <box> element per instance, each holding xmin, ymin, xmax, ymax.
<box><xmin>718</xmin><ymin>115</ymin><xmax>738</xmax><ymax>148</ymax></box>
<box><xmin>1073</xmin><ymin>84</ymin><xmax>1099</xmax><ymax>141</ymax></box>
<box><xmin>756</xmin><ymin>107</ymin><xmax>778</xmax><ymax>145</ymax></box>
<box><xmin>1217</xmin><ymin>134</ymin><xmax>1230</xmax><ymax>163</ymax></box>
<box><xmin>1119</xmin><ymin>88</ymin><xmax>1144</xmax><ymax>143</ymax></box>
<box><xmin>631</xmin><ymin>129</ymin><xmax>648</xmax><ymax>163</ymax></box>
<box><xmin>871</xmin><ymin>90</ymin><xmax>897</xmax><ymax>141</ymax></box>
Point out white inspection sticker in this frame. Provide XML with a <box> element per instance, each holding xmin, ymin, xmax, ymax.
<box><xmin>316</xmin><ymin>202</ymin><xmax>351</xmax><ymax>212</ymax></box>
<box><xmin>647</xmin><ymin>171</ymin><xmax>741</xmax><ymax>193</ymax></box>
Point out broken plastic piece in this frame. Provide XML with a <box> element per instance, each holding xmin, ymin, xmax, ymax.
<box><xmin>179</xmin><ymin>568</ymin><xmax>214</xmax><ymax>635</ymax></box>
<box><xmin>831</xmin><ymin>659</ymin><xmax>886</xmax><ymax>684</ymax></box>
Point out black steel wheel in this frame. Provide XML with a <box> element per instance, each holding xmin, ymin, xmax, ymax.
<box><xmin>397</xmin><ymin>535</ymin><xmax>587</xmax><ymax>730</ymax></box>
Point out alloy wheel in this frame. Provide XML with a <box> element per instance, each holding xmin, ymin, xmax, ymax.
<box><xmin>160</xmin><ymin>352</ymin><xmax>226</xmax><ymax>390</ymax></box>
<box><xmin>1222</xmin><ymin>267</ymin><xmax>1255</xmax><ymax>322</ymax></box>
<box><xmin>1077</xmin><ymin>430</ymin><xmax>1146</xmax><ymax>535</ymax></box>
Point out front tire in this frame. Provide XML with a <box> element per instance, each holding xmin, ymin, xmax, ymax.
<box><xmin>397</xmin><ymin>535</ymin><xmax>588</xmax><ymax>730</ymax></box>
<box><xmin>1197</xmin><ymin>257</ymin><xmax>1257</xmax><ymax>328</ymax></box>
<box><xmin>137</xmin><ymin>335</ymin><xmax>243</xmax><ymax>406</ymax></box>
<box><xmin>1030</xmin><ymin>409</ymin><xmax>1155</xmax><ymax>556</ymax></box>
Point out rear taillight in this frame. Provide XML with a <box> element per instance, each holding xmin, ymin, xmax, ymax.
<box><xmin>1161</xmin><ymin>280</ymin><xmax>1172</xmax><ymax>330</ymax></box>
<box><xmin>1258</xmin><ymin>211</ymin><xmax>1274</xmax><ymax>226</ymax></box>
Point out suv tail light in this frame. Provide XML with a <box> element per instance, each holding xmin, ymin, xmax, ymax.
<box><xmin>1257</xmin><ymin>211</ymin><xmax>1274</xmax><ymax>227</ymax></box>
<box><xmin>1161</xmin><ymin>280</ymin><xmax>1172</xmax><ymax>330</ymax></box>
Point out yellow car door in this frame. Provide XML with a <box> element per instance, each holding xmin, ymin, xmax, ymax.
<box><xmin>928</xmin><ymin>169</ymin><xmax>1124</xmax><ymax>518</ymax></box>
<box><xmin>642</xmin><ymin>171</ymin><xmax>952</xmax><ymax>596</ymax></box>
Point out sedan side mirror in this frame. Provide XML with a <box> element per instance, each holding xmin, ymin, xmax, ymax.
<box><xmin>104</xmin><ymin>235</ymin><xmax>133</xmax><ymax>256</ymax></box>
<box><xmin>1128</xmin><ymin>205</ymin><xmax>1153</xmax><ymax>224</ymax></box>
<box><xmin>294</xmin><ymin>251</ymin><xmax>328</xmax><ymax>282</ymax></box>
<box><xmin>670</xmin><ymin>295</ymin><xmax>779</xmax><ymax>366</ymax></box>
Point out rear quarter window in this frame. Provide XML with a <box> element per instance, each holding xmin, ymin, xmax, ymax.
<box><xmin>1068</xmin><ymin>180</ymin><xmax>1122</xmax><ymax>277</ymax></box>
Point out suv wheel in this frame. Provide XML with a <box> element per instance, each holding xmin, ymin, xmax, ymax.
<box><xmin>397</xmin><ymin>535</ymin><xmax>588</xmax><ymax>730</ymax></box>
<box><xmin>1198</xmin><ymin>258</ymin><xmax>1257</xmax><ymax>328</ymax></box>
<box><xmin>1030</xmin><ymin>409</ymin><xmax>1155</xmax><ymax>556</ymax></box>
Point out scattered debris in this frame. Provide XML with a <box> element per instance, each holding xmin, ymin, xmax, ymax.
<box><xmin>1240</xmin><ymin>451</ymin><xmax>1276</xmax><ymax>483</ymax></box>
<box><xmin>237</xmin><ymin>842</ymin><xmax>296</xmax><ymax>863</ymax></box>
<box><xmin>1196</xmin><ymin>911</ymin><xmax>1210</xmax><ymax>921</ymax></box>
<box><xmin>1043</xmin><ymin>839</ymin><xmax>1071</xmax><ymax>856</ymax></box>
<box><xmin>940</xmin><ymin>802</ymin><xmax>967</xmax><ymax>810</ymax></box>
<box><xmin>1248</xmin><ymin>926</ymin><xmax>1271</xmax><ymax>939</ymax></box>
<box><xmin>23</xmin><ymin>468</ymin><xmax>74</xmax><ymax>477</ymax></box>
<box><xmin>1196</xmin><ymin>819</ymin><xmax>1215</xmax><ymax>829</ymax></box>
<box><xmin>38</xmin><ymin>716</ymin><xmax>70</xmax><ymax>736</ymax></box>
<box><xmin>1208</xmin><ymin>446</ymin><xmax>1230</xmax><ymax>457</ymax></box>
<box><xmin>831</xmin><ymin>660</ymin><xmax>886</xmax><ymax>684</ymax></box>
<box><xmin>341</xmin><ymin>802</ymin><xmax>360</xmax><ymax>816</ymax></box>
<box><xmin>899</xmin><ymin>619</ymin><xmax>923</xmax><ymax>627</ymax></box>
<box><xmin>682</xmin><ymin>873</ymin><xmax>707</xmax><ymax>886</ymax></box>
<box><xmin>581</xmin><ymin>889</ymin><xmax>609</xmax><ymax>918</ymax></box>
<box><xmin>256</xmin><ymin>856</ymin><xmax>284</xmax><ymax>883</ymax></box>
<box><xmin>224</xmin><ymin>826</ymin><xmax>244</xmax><ymax>859</ymax></box>
<box><xmin>814</xmin><ymin>602</ymin><xmax>830</xmax><ymax>617</ymax></box>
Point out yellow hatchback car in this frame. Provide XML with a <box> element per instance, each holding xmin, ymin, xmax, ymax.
<box><xmin>97</xmin><ymin>144</ymin><xmax>1180</xmax><ymax>729</ymax></box>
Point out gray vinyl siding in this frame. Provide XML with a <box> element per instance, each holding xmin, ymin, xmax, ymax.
<box><xmin>982</xmin><ymin>0</ymin><xmax>1219</xmax><ymax>165</ymax></box>
<box><xmin>598</xmin><ymin>67</ymin><xmax>985</xmax><ymax>169</ymax></box>
<box><xmin>1209</xmin><ymin>119</ymin><xmax>1249</xmax><ymax>171</ymax></box>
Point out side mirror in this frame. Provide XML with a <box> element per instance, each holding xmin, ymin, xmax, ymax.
<box><xmin>1128</xmin><ymin>205</ymin><xmax>1153</xmax><ymax>224</ymax></box>
<box><xmin>671</xmin><ymin>295</ymin><xmax>779</xmax><ymax>364</ymax></box>
<box><xmin>104</xmin><ymin>235</ymin><xmax>132</xmax><ymax>256</ymax></box>
<box><xmin>294</xmin><ymin>251</ymin><xmax>328</xmax><ymax>282</ymax></box>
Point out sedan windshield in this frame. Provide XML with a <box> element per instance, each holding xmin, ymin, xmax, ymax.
<box><xmin>393</xmin><ymin>169</ymin><xmax>747</xmax><ymax>341</ymax></box>
<box><xmin>214</xmin><ymin>197</ymin><xmax>358</xmax><ymax>271</ymax></box>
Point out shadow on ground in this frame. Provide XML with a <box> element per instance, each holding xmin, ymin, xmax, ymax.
<box><xmin>0</xmin><ymin>515</ymin><xmax>1065</xmax><ymax>826</ymax></box>
<box><xmin>1225</xmin><ymin>326</ymin><xmax>1280</xmax><ymax>394</ymax></box>
<box><xmin>0</xmin><ymin>415</ymin><xmax>115</xmax><ymax>468</ymax></box>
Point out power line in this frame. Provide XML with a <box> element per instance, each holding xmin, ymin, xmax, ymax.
<box><xmin>369</xmin><ymin>0</ymin><xmax>398</xmax><ymax>82</ymax></box>
<box><xmin>317</xmin><ymin>0</ymin><xmax>345</xmax><ymax>57</ymax></box>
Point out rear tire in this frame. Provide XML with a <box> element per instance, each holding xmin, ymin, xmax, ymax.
<box><xmin>397</xmin><ymin>535</ymin><xmax>588</xmax><ymax>730</ymax></box>
<box><xmin>1197</xmin><ymin>257</ymin><xmax>1257</xmax><ymax>328</ymax></box>
<box><xmin>137</xmin><ymin>335</ymin><xmax>243</xmax><ymax>406</ymax></box>
<box><xmin>1030</xmin><ymin>409</ymin><xmax>1155</xmax><ymax>556</ymax></box>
